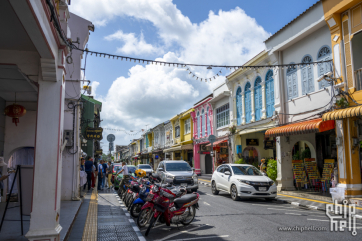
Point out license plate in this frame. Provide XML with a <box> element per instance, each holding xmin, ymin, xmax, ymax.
<box><xmin>259</xmin><ymin>187</ymin><xmax>267</xmax><ymax>191</ymax></box>
<box><xmin>181</xmin><ymin>183</ymin><xmax>188</xmax><ymax>187</ymax></box>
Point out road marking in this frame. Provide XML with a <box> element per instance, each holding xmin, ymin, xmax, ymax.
<box><xmin>267</xmin><ymin>208</ymin><xmax>318</xmax><ymax>214</ymax></box>
<box><xmin>285</xmin><ymin>213</ymin><xmax>302</xmax><ymax>215</ymax></box>
<box><xmin>125</xmin><ymin>213</ymin><xmax>130</xmax><ymax>216</ymax></box>
<box><xmin>252</xmin><ymin>204</ymin><xmax>283</xmax><ymax>207</ymax></box>
<box><xmin>155</xmin><ymin>225</ymin><xmax>207</xmax><ymax>241</ymax></box>
<box><xmin>203</xmin><ymin>202</ymin><xmax>211</xmax><ymax>206</ymax></box>
<box><xmin>278</xmin><ymin>194</ymin><xmax>362</xmax><ymax>211</ymax></box>
<box><xmin>199</xmin><ymin>179</ymin><xmax>211</xmax><ymax>183</ymax></box>
<box><xmin>167</xmin><ymin>235</ymin><xmax>229</xmax><ymax>241</ymax></box>
<box><xmin>308</xmin><ymin>219</ymin><xmax>362</xmax><ymax>225</ymax></box>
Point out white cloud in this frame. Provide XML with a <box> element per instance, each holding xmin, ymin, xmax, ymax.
<box><xmin>70</xmin><ymin>0</ymin><xmax>270</xmax><ymax>145</ymax></box>
<box><xmin>90</xmin><ymin>81</ymin><xmax>100</xmax><ymax>98</ymax></box>
<box><xmin>105</xmin><ymin>31</ymin><xmax>161</xmax><ymax>55</ymax></box>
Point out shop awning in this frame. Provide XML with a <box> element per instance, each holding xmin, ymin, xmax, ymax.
<box><xmin>163</xmin><ymin>146</ymin><xmax>181</xmax><ymax>153</ymax></box>
<box><xmin>264</xmin><ymin>118</ymin><xmax>335</xmax><ymax>138</ymax></box>
<box><xmin>181</xmin><ymin>144</ymin><xmax>193</xmax><ymax>150</ymax></box>
<box><xmin>206</xmin><ymin>139</ymin><xmax>227</xmax><ymax>147</ymax></box>
<box><xmin>322</xmin><ymin>106</ymin><xmax>362</xmax><ymax>121</ymax></box>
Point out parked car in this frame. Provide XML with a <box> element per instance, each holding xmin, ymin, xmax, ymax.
<box><xmin>114</xmin><ymin>165</ymin><xmax>136</xmax><ymax>189</ymax></box>
<box><xmin>112</xmin><ymin>164</ymin><xmax>123</xmax><ymax>183</ymax></box>
<box><xmin>136</xmin><ymin>164</ymin><xmax>153</xmax><ymax>175</ymax></box>
<box><xmin>211</xmin><ymin>164</ymin><xmax>277</xmax><ymax>201</ymax></box>
<box><xmin>156</xmin><ymin>160</ymin><xmax>198</xmax><ymax>192</ymax></box>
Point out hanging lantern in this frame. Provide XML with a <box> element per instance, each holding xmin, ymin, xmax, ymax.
<box><xmin>4</xmin><ymin>104</ymin><xmax>26</xmax><ymax>126</ymax></box>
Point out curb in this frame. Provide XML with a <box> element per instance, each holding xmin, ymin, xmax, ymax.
<box><xmin>114</xmin><ymin>192</ymin><xmax>146</xmax><ymax>241</ymax></box>
<box><xmin>196</xmin><ymin>181</ymin><xmax>362</xmax><ymax>220</ymax></box>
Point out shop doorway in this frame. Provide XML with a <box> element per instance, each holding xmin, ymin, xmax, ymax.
<box><xmin>242</xmin><ymin>147</ymin><xmax>258</xmax><ymax>166</ymax></box>
<box><xmin>187</xmin><ymin>152</ymin><xmax>193</xmax><ymax>167</ymax></box>
<box><xmin>205</xmin><ymin>154</ymin><xmax>213</xmax><ymax>174</ymax></box>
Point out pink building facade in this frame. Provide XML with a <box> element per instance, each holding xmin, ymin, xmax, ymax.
<box><xmin>191</xmin><ymin>94</ymin><xmax>214</xmax><ymax>175</ymax></box>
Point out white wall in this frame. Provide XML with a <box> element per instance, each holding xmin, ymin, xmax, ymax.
<box><xmin>213</xmin><ymin>96</ymin><xmax>230</xmax><ymax>137</ymax></box>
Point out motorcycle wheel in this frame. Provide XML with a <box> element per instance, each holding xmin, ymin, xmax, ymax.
<box><xmin>137</xmin><ymin>208</ymin><xmax>152</xmax><ymax>228</ymax></box>
<box><xmin>130</xmin><ymin>203</ymin><xmax>143</xmax><ymax>218</ymax></box>
<box><xmin>145</xmin><ymin>214</ymin><xmax>157</xmax><ymax>236</ymax></box>
<box><xmin>180</xmin><ymin>206</ymin><xmax>196</xmax><ymax>226</ymax></box>
<box><xmin>127</xmin><ymin>197</ymin><xmax>134</xmax><ymax>211</ymax></box>
<box><xmin>125</xmin><ymin>194</ymin><xmax>132</xmax><ymax>207</ymax></box>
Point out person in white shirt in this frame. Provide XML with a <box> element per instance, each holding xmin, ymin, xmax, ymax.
<box><xmin>98</xmin><ymin>160</ymin><xmax>104</xmax><ymax>190</ymax></box>
<box><xmin>116</xmin><ymin>162</ymin><xmax>129</xmax><ymax>192</ymax></box>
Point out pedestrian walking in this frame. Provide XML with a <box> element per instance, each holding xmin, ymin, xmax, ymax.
<box><xmin>98</xmin><ymin>160</ymin><xmax>104</xmax><ymax>191</ymax></box>
<box><xmin>80</xmin><ymin>158</ymin><xmax>85</xmax><ymax>171</ymax></box>
<box><xmin>84</xmin><ymin>157</ymin><xmax>93</xmax><ymax>191</ymax></box>
<box><xmin>92</xmin><ymin>159</ymin><xmax>98</xmax><ymax>189</ymax></box>
<box><xmin>102</xmin><ymin>160</ymin><xmax>108</xmax><ymax>189</ymax></box>
<box><xmin>107</xmin><ymin>161</ymin><xmax>113</xmax><ymax>189</ymax></box>
<box><xmin>116</xmin><ymin>162</ymin><xmax>129</xmax><ymax>193</ymax></box>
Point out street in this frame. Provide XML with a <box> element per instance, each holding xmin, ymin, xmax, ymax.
<box><xmin>126</xmin><ymin>184</ymin><xmax>362</xmax><ymax>241</ymax></box>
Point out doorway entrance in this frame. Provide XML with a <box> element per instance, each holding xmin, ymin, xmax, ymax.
<box><xmin>205</xmin><ymin>154</ymin><xmax>212</xmax><ymax>174</ymax></box>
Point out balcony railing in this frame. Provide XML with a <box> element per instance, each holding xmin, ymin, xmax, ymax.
<box><xmin>355</xmin><ymin>68</ymin><xmax>362</xmax><ymax>91</ymax></box>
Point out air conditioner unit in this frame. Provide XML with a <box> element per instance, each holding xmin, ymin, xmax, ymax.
<box><xmin>200</xmin><ymin>145</ymin><xmax>209</xmax><ymax>151</ymax></box>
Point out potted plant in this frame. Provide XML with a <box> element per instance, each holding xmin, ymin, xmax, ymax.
<box><xmin>335</xmin><ymin>98</ymin><xmax>349</xmax><ymax>108</ymax></box>
<box><xmin>229</xmin><ymin>125</ymin><xmax>237</xmax><ymax>134</ymax></box>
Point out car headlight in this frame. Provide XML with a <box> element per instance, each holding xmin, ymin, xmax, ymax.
<box><xmin>238</xmin><ymin>180</ymin><xmax>251</xmax><ymax>185</ymax></box>
<box><xmin>193</xmin><ymin>175</ymin><xmax>198</xmax><ymax>181</ymax></box>
<box><xmin>269</xmin><ymin>181</ymin><xmax>274</xmax><ymax>186</ymax></box>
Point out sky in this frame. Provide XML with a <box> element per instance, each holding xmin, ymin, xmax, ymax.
<box><xmin>69</xmin><ymin>0</ymin><xmax>319</xmax><ymax>151</ymax></box>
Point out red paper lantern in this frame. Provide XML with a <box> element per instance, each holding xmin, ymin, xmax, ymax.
<box><xmin>4</xmin><ymin>104</ymin><xmax>26</xmax><ymax>126</ymax></box>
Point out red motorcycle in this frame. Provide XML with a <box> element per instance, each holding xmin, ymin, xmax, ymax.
<box><xmin>142</xmin><ymin>185</ymin><xmax>200</xmax><ymax>236</ymax></box>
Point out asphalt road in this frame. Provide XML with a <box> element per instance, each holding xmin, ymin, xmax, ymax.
<box><xmin>132</xmin><ymin>184</ymin><xmax>362</xmax><ymax>241</ymax></box>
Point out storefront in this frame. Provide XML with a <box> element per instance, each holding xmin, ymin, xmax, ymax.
<box><xmin>265</xmin><ymin>118</ymin><xmax>336</xmax><ymax>192</ymax></box>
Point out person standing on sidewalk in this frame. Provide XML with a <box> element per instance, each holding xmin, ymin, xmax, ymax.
<box><xmin>116</xmin><ymin>162</ymin><xmax>129</xmax><ymax>193</ymax></box>
<box><xmin>98</xmin><ymin>160</ymin><xmax>104</xmax><ymax>190</ymax></box>
<box><xmin>84</xmin><ymin>157</ymin><xmax>93</xmax><ymax>191</ymax></box>
<box><xmin>92</xmin><ymin>159</ymin><xmax>98</xmax><ymax>189</ymax></box>
<box><xmin>102</xmin><ymin>160</ymin><xmax>108</xmax><ymax>189</ymax></box>
<box><xmin>107</xmin><ymin>161</ymin><xmax>113</xmax><ymax>189</ymax></box>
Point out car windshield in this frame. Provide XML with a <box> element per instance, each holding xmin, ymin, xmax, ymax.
<box><xmin>128</xmin><ymin>166</ymin><xmax>136</xmax><ymax>174</ymax></box>
<box><xmin>138</xmin><ymin>165</ymin><xmax>151</xmax><ymax>169</ymax></box>
<box><xmin>231</xmin><ymin>166</ymin><xmax>263</xmax><ymax>176</ymax></box>
<box><xmin>165</xmin><ymin>163</ymin><xmax>192</xmax><ymax>172</ymax></box>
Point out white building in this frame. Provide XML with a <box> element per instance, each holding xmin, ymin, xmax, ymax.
<box><xmin>263</xmin><ymin>1</ymin><xmax>334</xmax><ymax>191</ymax></box>
<box><xmin>164</xmin><ymin>121</ymin><xmax>173</xmax><ymax>160</ymax></box>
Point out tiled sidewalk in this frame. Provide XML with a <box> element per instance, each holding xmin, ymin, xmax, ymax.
<box><xmin>67</xmin><ymin>188</ymin><xmax>143</xmax><ymax>241</ymax></box>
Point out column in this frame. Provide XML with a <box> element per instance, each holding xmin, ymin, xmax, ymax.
<box><xmin>250</xmin><ymin>87</ymin><xmax>255</xmax><ymax>122</ymax></box>
<box><xmin>241</xmin><ymin>93</ymin><xmax>246</xmax><ymax>125</ymax></box>
<box><xmin>261</xmin><ymin>81</ymin><xmax>267</xmax><ymax>119</ymax></box>
<box><xmin>26</xmin><ymin>78</ymin><xmax>65</xmax><ymax>241</ymax></box>
<box><xmin>209</xmin><ymin>106</ymin><xmax>214</xmax><ymax>135</ymax></box>
<box><xmin>193</xmin><ymin>144</ymin><xmax>201</xmax><ymax>175</ymax></box>
<box><xmin>275</xmin><ymin>136</ymin><xmax>295</xmax><ymax>191</ymax></box>
<box><xmin>204</xmin><ymin>112</ymin><xmax>208</xmax><ymax>136</ymax></box>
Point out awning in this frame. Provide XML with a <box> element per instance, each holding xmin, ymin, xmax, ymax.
<box><xmin>265</xmin><ymin>118</ymin><xmax>335</xmax><ymax>138</ymax></box>
<box><xmin>163</xmin><ymin>146</ymin><xmax>181</xmax><ymax>153</ymax></box>
<box><xmin>181</xmin><ymin>144</ymin><xmax>193</xmax><ymax>150</ymax></box>
<box><xmin>237</xmin><ymin>121</ymin><xmax>276</xmax><ymax>135</ymax></box>
<box><xmin>206</xmin><ymin>139</ymin><xmax>227</xmax><ymax>147</ymax></box>
<box><xmin>322</xmin><ymin>106</ymin><xmax>362</xmax><ymax>121</ymax></box>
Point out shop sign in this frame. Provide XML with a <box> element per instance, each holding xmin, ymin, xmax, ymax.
<box><xmin>201</xmin><ymin>151</ymin><xmax>210</xmax><ymax>154</ymax></box>
<box><xmin>264</xmin><ymin>140</ymin><xmax>275</xmax><ymax>149</ymax></box>
<box><xmin>220</xmin><ymin>148</ymin><xmax>228</xmax><ymax>154</ymax></box>
<box><xmin>85</xmin><ymin>127</ymin><xmax>103</xmax><ymax>140</ymax></box>
<box><xmin>95</xmin><ymin>149</ymin><xmax>103</xmax><ymax>154</ymax></box>
<box><xmin>246</xmin><ymin>139</ymin><xmax>259</xmax><ymax>146</ymax></box>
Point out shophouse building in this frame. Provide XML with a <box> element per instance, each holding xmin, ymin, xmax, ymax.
<box><xmin>164</xmin><ymin>121</ymin><xmax>173</xmax><ymax>160</ymax></box>
<box><xmin>226</xmin><ymin>51</ymin><xmax>277</xmax><ymax>169</ymax></box>
<box><xmin>263</xmin><ymin>1</ymin><xmax>336</xmax><ymax>192</ymax></box>
<box><xmin>191</xmin><ymin>94</ymin><xmax>214</xmax><ymax>175</ymax></box>
<box><xmin>152</xmin><ymin>122</ymin><xmax>166</xmax><ymax>169</ymax></box>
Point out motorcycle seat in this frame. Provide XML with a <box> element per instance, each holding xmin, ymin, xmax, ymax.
<box><xmin>173</xmin><ymin>194</ymin><xmax>197</xmax><ymax>209</ymax></box>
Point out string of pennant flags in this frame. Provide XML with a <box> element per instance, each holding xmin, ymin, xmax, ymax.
<box><xmin>103</xmin><ymin>128</ymin><xmax>145</xmax><ymax>136</ymax></box>
<box><xmin>46</xmin><ymin>0</ymin><xmax>334</xmax><ymax>83</ymax></box>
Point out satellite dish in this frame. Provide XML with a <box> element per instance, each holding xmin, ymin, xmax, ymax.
<box><xmin>107</xmin><ymin>134</ymin><xmax>115</xmax><ymax>142</ymax></box>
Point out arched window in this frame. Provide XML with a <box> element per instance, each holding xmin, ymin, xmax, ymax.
<box><xmin>236</xmin><ymin>87</ymin><xmax>242</xmax><ymax>125</ymax></box>
<box><xmin>286</xmin><ymin>63</ymin><xmax>298</xmax><ymax>100</ymax></box>
<box><xmin>201</xmin><ymin>109</ymin><xmax>205</xmax><ymax>136</ymax></box>
<box><xmin>265</xmin><ymin>70</ymin><xmax>275</xmax><ymax>118</ymax></box>
<box><xmin>254</xmin><ymin>77</ymin><xmax>262</xmax><ymax>121</ymax></box>
<box><xmin>196</xmin><ymin>112</ymin><xmax>200</xmax><ymax>138</ymax></box>
<box><xmin>301</xmin><ymin>55</ymin><xmax>314</xmax><ymax>94</ymax></box>
<box><xmin>244</xmin><ymin>82</ymin><xmax>252</xmax><ymax>123</ymax></box>
<box><xmin>317</xmin><ymin>46</ymin><xmax>332</xmax><ymax>89</ymax></box>
<box><xmin>206</xmin><ymin>107</ymin><xmax>210</xmax><ymax>136</ymax></box>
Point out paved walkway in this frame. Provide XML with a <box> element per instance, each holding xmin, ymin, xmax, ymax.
<box><xmin>67</xmin><ymin>187</ymin><xmax>143</xmax><ymax>241</ymax></box>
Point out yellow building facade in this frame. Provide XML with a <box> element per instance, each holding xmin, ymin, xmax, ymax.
<box><xmin>163</xmin><ymin>108</ymin><xmax>194</xmax><ymax>164</ymax></box>
<box><xmin>322</xmin><ymin>0</ymin><xmax>362</xmax><ymax>198</ymax></box>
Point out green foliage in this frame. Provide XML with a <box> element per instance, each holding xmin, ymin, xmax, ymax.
<box><xmin>292</xmin><ymin>151</ymin><xmax>301</xmax><ymax>161</ymax></box>
<box><xmin>336</xmin><ymin>98</ymin><xmax>349</xmax><ymax>108</ymax></box>
<box><xmin>266</xmin><ymin>159</ymin><xmax>277</xmax><ymax>182</ymax></box>
<box><xmin>235</xmin><ymin>158</ymin><xmax>246</xmax><ymax>164</ymax></box>
<box><xmin>252</xmin><ymin>162</ymin><xmax>259</xmax><ymax>169</ymax></box>
<box><xmin>301</xmin><ymin>148</ymin><xmax>311</xmax><ymax>160</ymax></box>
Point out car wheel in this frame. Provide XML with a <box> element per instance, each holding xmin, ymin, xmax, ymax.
<box><xmin>230</xmin><ymin>185</ymin><xmax>240</xmax><ymax>201</ymax></box>
<box><xmin>265</xmin><ymin>197</ymin><xmax>276</xmax><ymax>202</ymax></box>
<box><xmin>211</xmin><ymin>181</ymin><xmax>219</xmax><ymax>195</ymax></box>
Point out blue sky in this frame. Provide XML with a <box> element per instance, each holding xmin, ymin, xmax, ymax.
<box><xmin>69</xmin><ymin>0</ymin><xmax>319</xmax><ymax>149</ymax></box>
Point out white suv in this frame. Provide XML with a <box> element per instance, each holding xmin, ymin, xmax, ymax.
<box><xmin>211</xmin><ymin>164</ymin><xmax>277</xmax><ymax>201</ymax></box>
